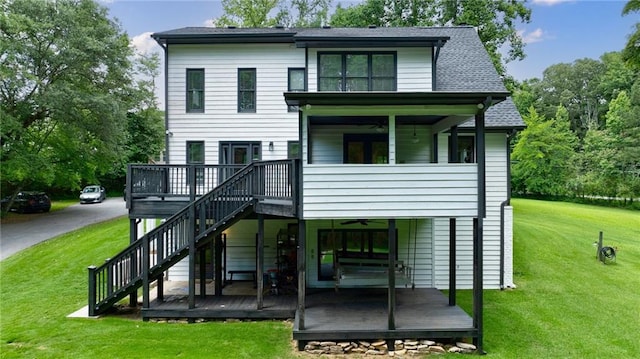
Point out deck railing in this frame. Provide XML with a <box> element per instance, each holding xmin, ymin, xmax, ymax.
<box><xmin>126</xmin><ymin>164</ymin><xmax>245</xmax><ymax>203</ymax></box>
<box><xmin>89</xmin><ymin>159</ymin><xmax>298</xmax><ymax>316</ymax></box>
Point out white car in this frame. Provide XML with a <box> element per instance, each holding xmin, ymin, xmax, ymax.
<box><xmin>80</xmin><ymin>185</ymin><xmax>106</xmax><ymax>204</ymax></box>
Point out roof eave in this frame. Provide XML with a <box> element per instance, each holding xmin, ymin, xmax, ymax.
<box><xmin>151</xmin><ymin>33</ymin><xmax>296</xmax><ymax>45</ymax></box>
<box><xmin>284</xmin><ymin>91</ymin><xmax>509</xmax><ymax>107</ymax></box>
<box><xmin>294</xmin><ymin>36</ymin><xmax>450</xmax><ymax>48</ymax></box>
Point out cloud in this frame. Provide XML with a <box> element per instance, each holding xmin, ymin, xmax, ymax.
<box><xmin>518</xmin><ymin>28</ymin><xmax>545</xmax><ymax>44</ymax></box>
<box><xmin>130</xmin><ymin>31</ymin><xmax>159</xmax><ymax>55</ymax></box>
<box><xmin>532</xmin><ymin>0</ymin><xmax>575</xmax><ymax>5</ymax></box>
<box><xmin>203</xmin><ymin>19</ymin><xmax>217</xmax><ymax>27</ymax></box>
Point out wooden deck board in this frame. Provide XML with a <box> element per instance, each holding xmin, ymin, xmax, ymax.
<box><xmin>142</xmin><ymin>285</ymin><xmax>475</xmax><ymax>343</ymax></box>
<box><xmin>303</xmin><ymin>288</ymin><xmax>472</xmax><ymax>331</ymax></box>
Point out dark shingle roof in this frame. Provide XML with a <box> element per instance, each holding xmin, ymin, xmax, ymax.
<box><xmin>461</xmin><ymin>98</ymin><xmax>525</xmax><ymax>129</ymax></box>
<box><xmin>433</xmin><ymin>27</ymin><xmax>507</xmax><ymax>93</ymax></box>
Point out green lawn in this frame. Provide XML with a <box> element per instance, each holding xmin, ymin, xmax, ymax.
<box><xmin>0</xmin><ymin>199</ymin><xmax>638</xmax><ymax>358</ymax></box>
<box><xmin>461</xmin><ymin>199</ymin><xmax>640</xmax><ymax>358</ymax></box>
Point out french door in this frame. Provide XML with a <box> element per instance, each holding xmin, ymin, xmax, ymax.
<box><xmin>219</xmin><ymin>142</ymin><xmax>261</xmax><ymax>183</ymax></box>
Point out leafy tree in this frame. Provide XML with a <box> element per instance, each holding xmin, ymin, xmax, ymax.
<box><xmin>526</xmin><ymin>59</ymin><xmax>606</xmax><ymax>139</ymax></box>
<box><xmin>214</xmin><ymin>0</ymin><xmax>282</xmax><ymax>27</ymax></box>
<box><xmin>330</xmin><ymin>0</ymin><xmax>531</xmax><ymax>78</ymax></box>
<box><xmin>599</xmin><ymin>52</ymin><xmax>637</xmax><ymax>103</ymax></box>
<box><xmin>511</xmin><ymin>106</ymin><xmax>578</xmax><ymax>196</ymax></box>
<box><xmin>213</xmin><ymin>0</ymin><xmax>331</xmax><ymax>28</ymax></box>
<box><xmin>278</xmin><ymin>0</ymin><xmax>332</xmax><ymax>27</ymax></box>
<box><xmin>0</xmin><ymin>0</ymin><xmax>159</xmax><ymax>206</ymax></box>
<box><xmin>622</xmin><ymin>0</ymin><xmax>640</xmax><ymax>70</ymax></box>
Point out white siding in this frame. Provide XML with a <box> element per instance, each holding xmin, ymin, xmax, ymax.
<box><xmin>168</xmin><ymin>219</ymin><xmax>297</xmax><ymax>281</ymax></box>
<box><xmin>308</xmin><ymin>124</ymin><xmax>431</xmax><ymax>165</ymax></box>
<box><xmin>303</xmin><ymin>164</ymin><xmax>478</xmax><ymax>219</ymax></box>
<box><xmin>433</xmin><ymin>133</ymin><xmax>509</xmax><ymax>289</ymax></box>
<box><xmin>165</xmin><ymin>44</ymin><xmax>304</xmax><ymax>165</ymax></box>
<box><xmin>304</xmin><ymin>219</ymin><xmax>433</xmax><ymax>288</ymax></box>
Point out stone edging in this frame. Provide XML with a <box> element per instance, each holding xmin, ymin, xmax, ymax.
<box><xmin>304</xmin><ymin>339</ymin><xmax>477</xmax><ymax>356</ymax></box>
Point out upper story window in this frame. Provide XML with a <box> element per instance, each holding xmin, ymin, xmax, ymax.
<box><xmin>238</xmin><ymin>68</ymin><xmax>256</xmax><ymax>113</ymax></box>
<box><xmin>318</xmin><ymin>52</ymin><xmax>396</xmax><ymax>92</ymax></box>
<box><xmin>186</xmin><ymin>69</ymin><xmax>204</xmax><ymax>113</ymax></box>
<box><xmin>288</xmin><ymin>68</ymin><xmax>306</xmax><ymax>112</ymax></box>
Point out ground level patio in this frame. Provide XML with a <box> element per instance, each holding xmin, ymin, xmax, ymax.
<box><xmin>140</xmin><ymin>281</ymin><xmax>476</xmax><ymax>346</ymax></box>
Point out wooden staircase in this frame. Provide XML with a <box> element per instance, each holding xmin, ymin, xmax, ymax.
<box><xmin>88</xmin><ymin>160</ymin><xmax>298</xmax><ymax>316</ymax></box>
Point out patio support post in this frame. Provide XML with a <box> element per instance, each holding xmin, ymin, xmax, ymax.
<box><xmin>432</xmin><ymin>133</ymin><xmax>439</xmax><ymax>163</ymax></box>
<box><xmin>142</xmin><ymin>233</ymin><xmax>150</xmax><ymax>313</ymax></box>
<box><xmin>449</xmin><ymin>218</ymin><xmax>456</xmax><ymax>306</ymax></box>
<box><xmin>450</xmin><ymin>125</ymin><xmax>459</xmax><ymax>163</ymax></box>
<box><xmin>388</xmin><ymin>219</ymin><xmax>396</xmax><ymax>330</ymax></box>
<box><xmin>257</xmin><ymin>214</ymin><xmax>264</xmax><ymax>310</ymax></box>
<box><xmin>199</xmin><ymin>247</ymin><xmax>206</xmax><ymax>298</ymax></box>
<box><xmin>473</xmin><ymin>109</ymin><xmax>486</xmax><ymax>352</ymax></box>
<box><xmin>214</xmin><ymin>234</ymin><xmax>223</xmax><ymax>296</ymax></box>
<box><xmin>129</xmin><ymin>218</ymin><xmax>138</xmax><ymax>307</ymax></box>
<box><xmin>297</xmin><ymin>219</ymin><xmax>306</xmax><ymax>330</ymax></box>
<box><xmin>188</xmin><ymin>202</ymin><xmax>196</xmax><ymax>309</ymax></box>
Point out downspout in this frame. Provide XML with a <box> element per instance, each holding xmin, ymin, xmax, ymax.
<box><xmin>431</xmin><ymin>40</ymin><xmax>443</xmax><ymax>91</ymax></box>
<box><xmin>499</xmin><ymin>129</ymin><xmax>517</xmax><ymax>290</ymax></box>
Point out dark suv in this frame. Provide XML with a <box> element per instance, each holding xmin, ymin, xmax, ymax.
<box><xmin>1</xmin><ymin>191</ymin><xmax>52</xmax><ymax>213</ymax></box>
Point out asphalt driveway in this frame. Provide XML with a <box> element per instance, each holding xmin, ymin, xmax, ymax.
<box><xmin>0</xmin><ymin>197</ymin><xmax>127</xmax><ymax>261</ymax></box>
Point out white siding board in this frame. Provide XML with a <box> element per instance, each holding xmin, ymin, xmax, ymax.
<box><xmin>303</xmin><ymin>164</ymin><xmax>478</xmax><ymax>219</ymax></box>
<box><xmin>168</xmin><ymin>219</ymin><xmax>297</xmax><ymax>282</ymax></box>
<box><xmin>432</xmin><ymin>133</ymin><xmax>509</xmax><ymax>289</ymax></box>
<box><xmin>165</xmin><ymin>44</ymin><xmax>304</xmax><ymax>165</ymax></box>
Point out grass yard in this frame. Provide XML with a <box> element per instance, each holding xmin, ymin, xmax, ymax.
<box><xmin>0</xmin><ymin>217</ymin><xmax>299</xmax><ymax>359</ymax></box>
<box><xmin>458</xmin><ymin>199</ymin><xmax>640</xmax><ymax>358</ymax></box>
<box><xmin>0</xmin><ymin>199</ymin><xmax>638</xmax><ymax>358</ymax></box>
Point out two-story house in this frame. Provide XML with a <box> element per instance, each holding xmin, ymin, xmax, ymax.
<box><xmin>88</xmin><ymin>26</ymin><xmax>523</xmax><ymax>352</ymax></box>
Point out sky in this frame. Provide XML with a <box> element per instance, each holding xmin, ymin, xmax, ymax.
<box><xmin>103</xmin><ymin>0</ymin><xmax>639</xmax><ymax>105</ymax></box>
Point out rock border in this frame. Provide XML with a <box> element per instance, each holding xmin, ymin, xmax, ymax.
<box><xmin>303</xmin><ymin>339</ymin><xmax>477</xmax><ymax>356</ymax></box>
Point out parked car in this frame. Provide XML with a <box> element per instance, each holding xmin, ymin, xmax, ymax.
<box><xmin>79</xmin><ymin>185</ymin><xmax>106</xmax><ymax>204</ymax></box>
<box><xmin>1</xmin><ymin>191</ymin><xmax>52</xmax><ymax>213</ymax></box>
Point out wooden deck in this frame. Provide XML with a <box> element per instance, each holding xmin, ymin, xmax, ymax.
<box><xmin>142</xmin><ymin>294</ymin><xmax>297</xmax><ymax>320</ymax></box>
<box><xmin>294</xmin><ymin>288</ymin><xmax>476</xmax><ymax>343</ymax></box>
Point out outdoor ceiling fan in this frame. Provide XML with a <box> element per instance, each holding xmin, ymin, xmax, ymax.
<box><xmin>340</xmin><ymin>219</ymin><xmax>384</xmax><ymax>226</ymax></box>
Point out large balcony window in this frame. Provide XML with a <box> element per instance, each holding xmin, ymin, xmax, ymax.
<box><xmin>318</xmin><ymin>52</ymin><xmax>396</xmax><ymax>92</ymax></box>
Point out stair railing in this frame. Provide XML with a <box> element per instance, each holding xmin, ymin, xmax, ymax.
<box><xmin>88</xmin><ymin>159</ymin><xmax>297</xmax><ymax>316</ymax></box>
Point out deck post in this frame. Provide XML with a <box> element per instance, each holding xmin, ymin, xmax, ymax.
<box><xmin>88</xmin><ymin>266</ymin><xmax>97</xmax><ymax>317</ymax></box>
<box><xmin>388</xmin><ymin>219</ymin><xmax>396</xmax><ymax>330</ymax></box>
<box><xmin>473</xmin><ymin>109</ymin><xmax>486</xmax><ymax>352</ymax></box>
<box><xmin>297</xmin><ymin>219</ymin><xmax>306</xmax><ymax>330</ymax></box>
<box><xmin>199</xmin><ymin>247</ymin><xmax>206</xmax><ymax>298</ymax></box>
<box><xmin>214</xmin><ymin>234</ymin><xmax>223</xmax><ymax>296</ymax></box>
<box><xmin>129</xmin><ymin>218</ymin><xmax>138</xmax><ymax>307</ymax></box>
<box><xmin>450</xmin><ymin>125</ymin><xmax>459</xmax><ymax>163</ymax></box>
<box><xmin>188</xmin><ymin>203</ymin><xmax>196</xmax><ymax>309</ymax></box>
<box><xmin>142</xmin><ymin>235</ymin><xmax>150</xmax><ymax>311</ymax></box>
<box><xmin>257</xmin><ymin>214</ymin><xmax>264</xmax><ymax>310</ymax></box>
<box><xmin>449</xmin><ymin>218</ymin><xmax>456</xmax><ymax>306</ymax></box>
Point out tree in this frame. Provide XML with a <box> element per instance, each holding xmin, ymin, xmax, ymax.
<box><xmin>278</xmin><ymin>0</ymin><xmax>332</xmax><ymax>27</ymax></box>
<box><xmin>213</xmin><ymin>0</ymin><xmax>332</xmax><ymax>28</ymax></box>
<box><xmin>511</xmin><ymin>106</ymin><xmax>578</xmax><ymax>196</ymax></box>
<box><xmin>622</xmin><ymin>0</ymin><xmax>640</xmax><ymax>70</ymax></box>
<box><xmin>214</xmin><ymin>0</ymin><xmax>282</xmax><ymax>27</ymax></box>
<box><xmin>526</xmin><ymin>59</ymin><xmax>606</xmax><ymax>140</ymax></box>
<box><xmin>330</xmin><ymin>0</ymin><xmax>532</xmax><ymax>78</ymax></box>
<box><xmin>0</xmin><ymin>0</ymin><xmax>149</xmax><ymax>203</ymax></box>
